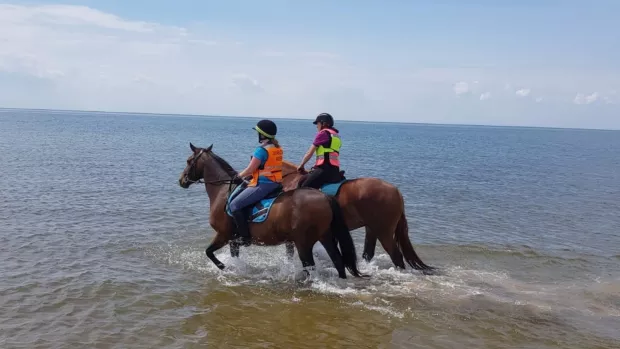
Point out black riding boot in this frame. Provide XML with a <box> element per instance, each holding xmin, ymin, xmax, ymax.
<box><xmin>232</xmin><ymin>209</ymin><xmax>252</xmax><ymax>246</ymax></box>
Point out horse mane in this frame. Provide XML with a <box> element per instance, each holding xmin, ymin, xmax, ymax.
<box><xmin>208</xmin><ymin>151</ymin><xmax>238</xmax><ymax>177</ymax></box>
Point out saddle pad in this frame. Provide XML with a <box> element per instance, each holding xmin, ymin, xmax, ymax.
<box><xmin>320</xmin><ymin>180</ymin><xmax>348</xmax><ymax>197</ymax></box>
<box><xmin>248</xmin><ymin>197</ymin><xmax>277</xmax><ymax>223</ymax></box>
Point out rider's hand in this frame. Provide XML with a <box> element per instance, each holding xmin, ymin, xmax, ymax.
<box><xmin>233</xmin><ymin>174</ymin><xmax>244</xmax><ymax>183</ymax></box>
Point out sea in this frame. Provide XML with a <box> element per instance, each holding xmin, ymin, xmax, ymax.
<box><xmin>1</xmin><ymin>108</ymin><xmax>619</xmax><ymax>348</ymax></box>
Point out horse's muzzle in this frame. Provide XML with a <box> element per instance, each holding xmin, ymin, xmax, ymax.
<box><xmin>179</xmin><ymin>175</ymin><xmax>190</xmax><ymax>188</ymax></box>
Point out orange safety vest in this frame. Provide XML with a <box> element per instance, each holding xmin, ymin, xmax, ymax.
<box><xmin>248</xmin><ymin>143</ymin><xmax>283</xmax><ymax>187</ymax></box>
<box><xmin>314</xmin><ymin>128</ymin><xmax>341</xmax><ymax>167</ymax></box>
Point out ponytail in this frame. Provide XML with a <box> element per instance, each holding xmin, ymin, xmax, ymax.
<box><xmin>270</xmin><ymin>138</ymin><xmax>281</xmax><ymax>148</ymax></box>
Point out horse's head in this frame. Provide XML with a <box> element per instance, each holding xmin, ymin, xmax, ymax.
<box><xmin>179</xmin><ymin>142</ymin><xmax>213</xmax><ymax>188</ymax></box>
<box><xmin>179</xmin><ymin>142</ymin><xmax>239</xmax><ymax>189</ymax></box>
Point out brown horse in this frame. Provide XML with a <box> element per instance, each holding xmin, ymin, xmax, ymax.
<box><xmin>178</xmin><ymin>143</ymin><xmax>366</xmax><ymax>279</ymax></box>
<box><xmin>277</xmin><ymin>160</ymin><xmax>434</xmax><ymax>274</ymax></box>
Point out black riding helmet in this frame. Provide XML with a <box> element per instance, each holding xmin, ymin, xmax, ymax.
<box><xmin>253</xmin><ymin>119</ymin><xmax>277</xmax><ymax>139</ymax></box>
<box><xmin>313</xmin><ymin>112</ymin><xmax>334</xmax><ymax>127</ymax></box>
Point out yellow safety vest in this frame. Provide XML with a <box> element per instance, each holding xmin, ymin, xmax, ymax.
<box><xmin>315</xmin><ymin>128</ymin><xmax>341</xmax><ymax>167</ymax></box>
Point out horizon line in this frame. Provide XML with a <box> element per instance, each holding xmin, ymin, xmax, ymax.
<box><xmin>1</xmin><ymin>107</ymin><xmax>618</xmax><ymax>132</ymax></box>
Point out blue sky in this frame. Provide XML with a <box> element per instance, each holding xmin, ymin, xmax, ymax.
<box><xmin>1</xmin><ymin>1</ymin><xmax>619</xmax><ymax>129</ymax></box>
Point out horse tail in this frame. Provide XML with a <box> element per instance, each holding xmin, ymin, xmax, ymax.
<box><xmin>328</xmin><ymin>196</ymin><xmax>365</xmax><ymax>278</ymax></box>
<box><xmin>394</xmin><ymin>212</ymin><xmax>435</xmax><ymax>272</ymax></box>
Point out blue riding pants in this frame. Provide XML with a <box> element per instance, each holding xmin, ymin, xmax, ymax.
<box><xmin>229</xmin><ymin>182</ymin><xmax>281</xmax><ymax>212</ymax></box>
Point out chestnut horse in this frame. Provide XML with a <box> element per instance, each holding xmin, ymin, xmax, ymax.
<box><xmin>277</xmin><ymin>161</ymin><xmax>434</xmax><ymax>273</ymax></box>
<box><xmin>178</xmin><ymin>143</ymin><xmax>366</xmax><ymax>279</ymax></box>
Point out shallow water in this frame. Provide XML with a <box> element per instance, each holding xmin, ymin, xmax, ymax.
<box><xmin>1</xmin><ymin>109</ymin><xmax>619</xmax><ymax>348</ymax></box>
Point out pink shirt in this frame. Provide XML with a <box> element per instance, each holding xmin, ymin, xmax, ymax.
<box><xmin>312</xmin><ymin>129</ymin><xmax>332</xmax><ymax>147</ymax></box>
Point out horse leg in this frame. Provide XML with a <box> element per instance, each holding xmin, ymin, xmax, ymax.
<box><xmin>205</xmin><ymin>234</ymin><xmax>228</xmax><ymax>270</ymax></box>
<box><xmin>285</xmin><ymin>241</ymin><xmax>295</xmax><ymax>260</ymax></box>
<box><xmin>320</xmin><ymin>235</ymin><xmax>346</xmax><ymax>279</ymax></box>
<box><xmin>376</xmin><ymin>230</ymin><xmax>406</xmax><ymax>270</ymax></box>
<box><xmin>294</xmin><ymin>240</ymin><xmax>316</xmax><ymax>277</ymax></box>
<box><xmin>229</xmin><ymin>240</ymin><xmax>240</xmax><ymax>258</ymax></box>
<box><xmin>362</xmin><ymin>228</ymin><xmax>377</xmax><ymax>262</ymax></box>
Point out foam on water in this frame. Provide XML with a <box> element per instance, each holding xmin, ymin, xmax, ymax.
<box><xmin>144</xmin><ymin>240</ymin><xmax>620</xmax><ymax>327</ymax></box>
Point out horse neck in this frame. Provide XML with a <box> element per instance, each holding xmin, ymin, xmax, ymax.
<box><xmin>201</xmin><ymin>157</ymin><xmax>236</xmax><ymax>206</ymax></box>
<box><xmin>204</xmin><ymin>182</ymin><xmax>227</xmax><ymax>207</ymax></box>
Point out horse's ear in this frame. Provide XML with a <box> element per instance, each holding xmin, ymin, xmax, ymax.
<box><xmin>205</xmin><ymin>144</ymin><xmax>213</xmax><ymax>152</ymax></box>
<box><xmin>189</xmin><ymin>142</ymin><xmax>197</xmax><ymax>153</ymax></box>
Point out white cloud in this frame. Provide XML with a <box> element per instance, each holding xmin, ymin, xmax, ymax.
<box><xmin>0</xmin><ymin>3</ymin><xmax>619</xmax><ymax>129</ymax></box>
<box><xmin>516</xmin><ymin>88</ymin><xmax>531</xmax><ymax>97</ymax></box>
<box><xmin>0</xmin><ymin>4</ymin><xmax>358</xmax><ymax>116</ymax></box>
<box><xmin>453</xmin><ymin>81</ymin><xmax>469</xmax><ymax>95</ymax></box>
<box><xmin>0</xmin><ymin>4</ymin><xmax>156</xmax><ymax>32</ymax></box>
<box><xmin>535</xmin><ymin>97</ymin><xmax>544</xmax><ymax>103</ymax></box>
<box><xmin>585</xmin><ymin>93</ymin><xmax>599</xmax><ymax>104</ymax></box>
<box><xmin>231</xmin><ymin>74</ymin><xmax>263</xmax><ymax>93</ymax></box>
<box><xmin>573</xmin><ymin>92</ymin><xmax>599</xmax><ymax>105</ymax></box>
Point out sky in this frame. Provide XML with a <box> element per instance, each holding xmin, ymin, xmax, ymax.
<box><xmin>1</xmin><ymin>1</ymin><xmax>619</xmax><ymax>129</ymax></box>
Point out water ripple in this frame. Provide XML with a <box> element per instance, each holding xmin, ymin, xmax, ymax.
<box><xmin>1</xmin><ymin>110</ymin><xmax>619</xmax><ymax>348</ymax></box>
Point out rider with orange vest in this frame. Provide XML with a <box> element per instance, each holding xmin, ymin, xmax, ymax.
<box><xmin>297</xmin><ymin>113</ymin><xmax>343</xmax><ymax>189</ymax></box>
<box><xmin>230</xmin><ymin>119</ymin><xmax>283</xmax><ymax>245</ymax></box>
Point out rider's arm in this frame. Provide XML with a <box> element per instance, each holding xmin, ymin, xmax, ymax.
<box><xmin>298</xmin><ymin>130</ymin><xmax>329</xmax><ymax>169</ymax></box>
<box><xmin>238</xmin><ymin>157</ymin><xmax>261</xmax><ymax>178</ymax></box>
<box><xmin>298</xmin><ymin>144</ymin><xmax>316</xmax><ymax>169</ymax></box>
<box><xmin>238</xmin><ymin>147</ymin><xmax>268</xmax><ymax>178</ymax></box>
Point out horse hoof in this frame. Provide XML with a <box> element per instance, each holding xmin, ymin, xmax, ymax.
<box><xmin>294</xmin><ymin>271</ymin><xmax>310</xmax><ymax>283</ymax></box>
<box><xmin>216</xmin><ymin>263</ymin><xmax>225</xmax><ymax>270</ymax></box>
<box><xmin>362</xmin><ymin>254</ymin><xmax>374</xmax><ymax>263</ymax></box>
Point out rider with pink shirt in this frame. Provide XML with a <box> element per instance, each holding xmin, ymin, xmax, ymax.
<box><xmin>296</xmin><ymin>113</ymin><xmax>343</xmax><ymax>188</ymax></box>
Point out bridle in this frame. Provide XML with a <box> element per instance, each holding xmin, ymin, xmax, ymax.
<box><xmin>183</xmin><ymin>149</ymin><xmax>238</xmax><ymax>187</ymax></box>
